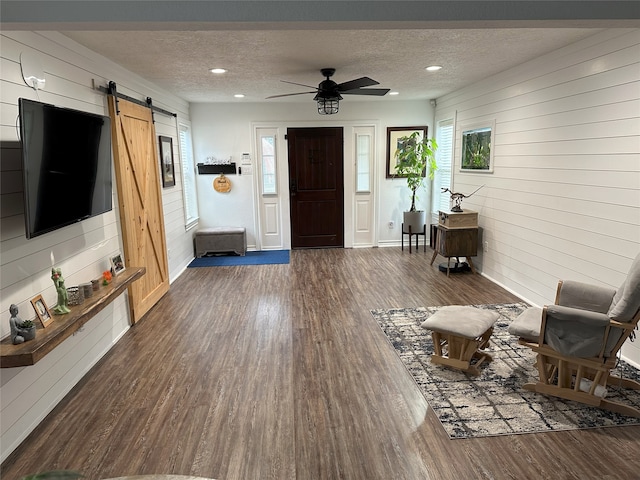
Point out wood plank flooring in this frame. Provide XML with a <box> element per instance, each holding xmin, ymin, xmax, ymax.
<box><xmin>3</xmin><ymin>248</ymin><xmax>640</xmax><ymax>479</ymax></box>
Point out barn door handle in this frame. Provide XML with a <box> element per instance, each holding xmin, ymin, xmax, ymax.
<box><xmin>290</xmin><ymin>182</ymin><xmax>297</xmax><ymax>196</ymax></box>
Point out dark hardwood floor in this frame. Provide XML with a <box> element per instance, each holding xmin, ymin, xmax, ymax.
<box><xmin>3</xmin><ymin>248</ymin><xmax>640</xmax><ymax>479</ymax></box>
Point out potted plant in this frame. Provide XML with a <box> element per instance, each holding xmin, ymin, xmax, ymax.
<box><xmin>394</xmin><ymin>132</ymin><xmax>438</xmax><ymax>233</ymax></box>
<box><xmin>20</xmin><ymin>319</ymin><xmax>36</xmax><ymax>341</ymax></box>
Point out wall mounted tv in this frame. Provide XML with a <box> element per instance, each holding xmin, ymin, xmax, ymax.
<box><xmin>19</xmin><ymin>98</ymin><xmax>113</xmax><ymax>239</ymax></box>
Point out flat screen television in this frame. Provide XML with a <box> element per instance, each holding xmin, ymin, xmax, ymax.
<box><xmin>19</xmin><ymin>98</ymin><xmax>113</xmax><ymax>239</ymax></box>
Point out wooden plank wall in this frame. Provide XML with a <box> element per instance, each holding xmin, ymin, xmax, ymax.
<box><xmin>435</xmin><ymin>29</ymin><xmax>640</xmax><ymax>365</ymax></box>
<box><xmin>0</xmin><ymin>31</ymin><xmax>193</xmax><ymax>462</ymax></box>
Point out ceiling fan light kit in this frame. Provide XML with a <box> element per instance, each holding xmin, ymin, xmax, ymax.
<box><xmin>267</xmin><ymin>68</ymin><xmax>390</xmax><ymax>115</ymax></box>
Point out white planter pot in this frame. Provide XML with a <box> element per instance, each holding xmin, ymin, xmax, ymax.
<box><xmin>403</xmin><ymin>211</ymin><xmax>426</xmax><ymax>233</ymax></box>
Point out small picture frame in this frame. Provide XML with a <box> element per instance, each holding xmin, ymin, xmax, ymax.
<box><xmin>31</xmin><ymin>294</ymin><xmax>53</xmax><ymax>328</ymax></box>
<box><xmin>110</xmin><ymin>253</ymin><xmax>125</xmax><ymax>276</ymax></box>
<box><xmin>159</xmin><ymin>135</ymin><xmax>175</xmax><ymax>187</ymax></box>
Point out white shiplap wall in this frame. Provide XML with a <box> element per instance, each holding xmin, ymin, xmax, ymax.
<box><xmin>0</xmin><ymin>31</ymin><xmax>194</xmax><ymax>462</ymax></box>
<box><xmin>436</xmin><ymin>29</ymin><xmax>640</xmax><ymax>365</ymax></box>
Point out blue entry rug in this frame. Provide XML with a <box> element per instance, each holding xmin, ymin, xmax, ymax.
<box><xmin>371</xmin><ymin>303</ymin><xmax>640</xmax><ymax>439</ymax></box>
<box><xmin>188</xmin><ymin>250</ymin><xmax>290</xmax><ymax>267</ymax></box>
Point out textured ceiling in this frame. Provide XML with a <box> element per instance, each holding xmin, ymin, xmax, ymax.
<box><xmin>62</xmin><ymin>28</ymin><xmax>601</xmax><ymax>104</ymax></box>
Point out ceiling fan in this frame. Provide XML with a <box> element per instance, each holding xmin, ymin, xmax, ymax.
<box><xmin>266</xmin><ymin>68</ymin><xmax>390</xmax><ymax>114</ymax></box>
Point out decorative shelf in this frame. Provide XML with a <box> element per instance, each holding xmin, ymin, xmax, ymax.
<box><xmin>0</xmin><ymin>267</ymin><xmax>146</xmax><ymax>368</ymax></box>
<box><xmin>197</xmin><ymin>163</ymin><xmax>236</xmax><ymax>175</ymax></box>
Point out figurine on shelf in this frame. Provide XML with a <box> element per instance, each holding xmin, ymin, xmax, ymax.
<box><xmin>442</xmin><ymin>185</ymin><xmax>484</xmax><ymax>212</ymax></box>
<box><xmin>9</xmin><ymin>304</ymin><xmax>35</xmax><ymax>344</ymax></box>
<box><xmin>51</xmin><ymin>267</ymin><xmax>71</xmax><ymax>314</ymax></box>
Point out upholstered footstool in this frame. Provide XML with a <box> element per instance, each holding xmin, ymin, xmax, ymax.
<box><xmin>195</xmin><ymin>227</ymin><xmax>246</xmax><ymax>257</ymax></box>
<box><xmin>420</xmin><ymin>306</ymin><xmax>500</xmax><ymax>375</ymax></box>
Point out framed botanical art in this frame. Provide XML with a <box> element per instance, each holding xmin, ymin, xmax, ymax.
<box><xmin>386</xmin><ymin>126</ymin><xmax>428</xmax><ymax>178</ymax></box>
<box><xmin>460</xmin><ymin>121</ymin><xmax>495</xmax><ymax>173</ymax></box>
<box><xmin>159</xmin><ymin>135</ymin><xmax>175</xmax><ymax>187</ymax></box>
<box><xmin>31</xmin><ymin>294</ymin><xmax>53</xmax><ymax>327</ymax></box>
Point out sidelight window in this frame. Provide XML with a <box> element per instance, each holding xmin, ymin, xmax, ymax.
<box><xmin>355</xmin><ymin>133</ymin><xmax>372</xmax><ymax>193</ymax></box>
<box><xmin>260</xmin><ymin>135</ymin><xmax>277</xmax><ymax>194</ymax></box>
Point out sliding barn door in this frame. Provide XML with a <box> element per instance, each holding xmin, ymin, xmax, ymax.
<box><xmin>108</xmin><ymin>97</ymin><xmax>169</xmax><ymax>324</ymax></box>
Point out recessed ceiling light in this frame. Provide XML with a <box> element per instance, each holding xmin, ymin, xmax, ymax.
<box><xmin>426</xmin><ymin>65</ymin><xmax>442</xmax><ymax>72</ymax></box>
<box><xmin>210</xmin><ymin>68</ymin><xmax>227</xmax><ymax>74</ymax></box>
<box><xmin>234</xmin><ymin>94</ymin><xmax>245</xmax><ymax>98</ymax></box>
<box><xmin>389</xmin><ymin>91</ymin><xmax>400</xmax><ymax>96</ymax></box>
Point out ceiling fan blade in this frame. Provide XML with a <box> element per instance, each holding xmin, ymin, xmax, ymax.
<box><xmin>341</xmin><ymin>88</ymin><xmax>391</xmax><ymax>96</ymax></box>
<box><xmin>266</xmin><ymin>91</ymin><xmax>317</xmax><ymax>99</ymax></box>
<box><xmin>281</xmin><ymin>79</ymin><xmax>319</xmax><ymax>90</ymax></box>
<box><xmin>337</xmin><ymin>77</ymin><xmax>379</xmax><ymax>91</ymax></box>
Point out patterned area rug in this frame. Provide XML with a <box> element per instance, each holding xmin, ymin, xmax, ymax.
<box><xmin>371</xmin><ymin>303</ymin><xmax>640</xmax><ymax>439</ymax></box>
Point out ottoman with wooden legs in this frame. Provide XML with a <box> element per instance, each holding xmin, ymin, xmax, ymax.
<box><xmin>420</xmin><ymin>305</ymin><xmax>500</xmax><ymax>375</ymax></box>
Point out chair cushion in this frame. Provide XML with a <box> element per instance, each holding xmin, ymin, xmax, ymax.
<box><xmin>608</xmin><ymin>252</ymin><xmax>640</xmax><ymax>322</ymax></box>
<box><xmin>557</xmin><ymin>281</ymin><xmax>616</xmax><ymax>314</ymax></box>
<box><xmin>507</xmin><ymin>307</ymin><xmax>542</xmax><ymax>342</ymax></box>
<box><xmin>420</xmin><ymin>306</ymin><xmax>499</xmax><ymax>339</ymax></box>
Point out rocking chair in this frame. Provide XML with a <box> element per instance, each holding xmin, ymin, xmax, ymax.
<box><xmin>509</xmin><ymin>252</ymin><xmax>640</xmax><ymax>417</ymax></box>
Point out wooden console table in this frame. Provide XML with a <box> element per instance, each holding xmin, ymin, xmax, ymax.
<box><xmin>0</xmin><ymin>267</ymin><xmax>145</xmax><ymax>368</ymax></box>
<box><xmin>430</xmin><ymin>225</ymin><xmax>479</xmax><ymax>275</ymax></box>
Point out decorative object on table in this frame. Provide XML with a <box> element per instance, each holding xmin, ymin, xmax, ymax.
<box><xmin>387</xmin><ymin>127</ymin><xmax>438</xmax><ymax>234</ymax></box>
<box><xmin>102</xmin><ymin>270</ymin><xmax>112</xmax><ymax>286</ymax></box>
<box><xmin>371</xmin><ymin>303</ymin><xmax>640</xmax><ymax>439</ymax></box>
<box><xmin>159</xmin><ymin>135</ymin><xmax>175</xmax><ymax>187</ymax></box>
<box><xmin>91</xmin><ymin>279</ymin><xmax>100</xmax><ymax>291</ymax></box>
<box><xmin>80</xmin><ymin>283</ymin><xmax>93</xmax><ymax>298</ymax></box>
<box><xmin>441</xmin><ymin>185</ymin><xmax>484</xmax><ymax>212</ymax></box>
<box><xmin>213</xmin><ymin>174</ymin><xmax>232</xmax><ymax>193</ymax></box>
<box><xmin>110</xmin><ymin>253</ymin><xmax>125</xmax><ymax>276</ymax></box>
<box><xmin>50</xmin><ymin>268</ymin><xmax>71</xmax><ymax>315</ymax></box>
<box><xmin>30</xmin><ymin>294</ymin><xmax>53</xmax><ymax>327</ymax></box>
<box><xmin>460</xmin><ymin>121</ymin><xmax>495</xmax><ymax>172</ymax></box>
<box><xmin>66</xmin><ymin>286</ymin><xmax>84</xmax><ymax>306</ymax></box>
<box><xmin>9</xmin><ymin>304</ymin><xmax>36</xmax><ymax>344</ymax></box>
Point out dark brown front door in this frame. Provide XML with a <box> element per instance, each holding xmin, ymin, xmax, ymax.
<box><xmin>287</xmin><ymin>127</ymin><xmax>344</xmax><ymax>249</ymax></box>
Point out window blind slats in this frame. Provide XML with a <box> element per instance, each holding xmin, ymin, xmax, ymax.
<box><xmin>179</xmin><ymin>124</ymin><xmax>199</xmax><ymax>229</ymax></box>
<box><xmin>433</xmin><ymin>120</ymin><xmax>453</xmax><ymax>214</ymax></box>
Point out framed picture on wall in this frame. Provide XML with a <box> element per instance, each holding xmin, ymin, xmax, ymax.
<box><xmin>460</xmin><ymin>120</ymin><xmax>495</xmax><ymax>173</ymax></box>
<box><xmin>159</xmin><ymin>135</ymin><xmax>176</xmax><ymax>187</ymax></box>
<box><xmin>386</xmin><ymin>126</ymin><xmax>428</xmax><ymax>178</ymax></box>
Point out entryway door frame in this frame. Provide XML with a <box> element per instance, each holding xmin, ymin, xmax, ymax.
<box><xmin>252</xmin><ymin>120</ymin><xmax>379</xmax><ymax>250</ymax></box>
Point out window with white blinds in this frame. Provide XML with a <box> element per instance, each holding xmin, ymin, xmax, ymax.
<box><xmin>178</xmin><ymin>123</ymin><xmax>199</xmax><ymax>230</ymax></box>
<box><xmin>432</xmin><ymin>119</ymin><xmax>453</xmax><ymax>215</ymax></box>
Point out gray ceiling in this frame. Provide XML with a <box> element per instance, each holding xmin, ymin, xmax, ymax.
<box><xmin>3</xmin><ymin>1</ymin><xmax>638</xmax><ymax>104</ymax></box>
<box><xmin>61</xmin><ymin>28</ymin><xmax>602</xmax><ymax>103</ymax></box>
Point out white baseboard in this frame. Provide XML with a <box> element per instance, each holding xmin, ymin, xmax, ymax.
<box><xmin>480</xmin><ymin>271</ymin><xmax>539</xmax><ymax>308</ymax></box>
